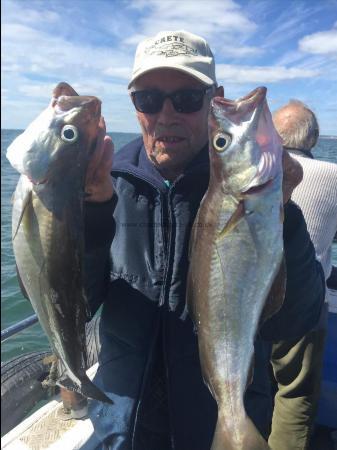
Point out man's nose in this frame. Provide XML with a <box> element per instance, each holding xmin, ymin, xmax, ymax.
<box><xmin>158</xmin><ymin>97</ymin><xmax>177</xmax><ymax>122</ymax></box>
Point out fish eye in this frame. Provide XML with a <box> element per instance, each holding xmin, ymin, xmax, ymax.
<box><xmin>61</xmin><ymin>125</ymin><xmax>78</xmax><ymax>143</ymax></box>
<box><xmin>213</xmin><ymin>133</ymin><xmax>231</xmax><ymax>152</ymax></box>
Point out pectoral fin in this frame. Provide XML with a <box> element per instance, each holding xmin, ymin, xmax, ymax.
<box><xmin>217</xmin><ymin>201</ymin><xmax>245</xmax><ymax>240</ymax></box>
<box><xmin>12</xmin><ymin>175</ymin><xmax>33</xmax><ymax>241</ymax></box>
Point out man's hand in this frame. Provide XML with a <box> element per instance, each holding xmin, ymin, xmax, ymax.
<box><xmin>282</xmin><ymin>150</ymin><xmax>303</xmax><ymax>204</ymax></box>
<box><xmin>85</xmin><ymin>117</ymin><xmax>114</xmax><ymax>202</ymax></box>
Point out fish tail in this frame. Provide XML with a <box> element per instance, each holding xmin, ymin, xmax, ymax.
<box><xmin>58</xmin><ymin>376</ymin><xmax>113</xmax><ymax>405</ymax></box>
<box><xmin>80</xmin><ymin>378</ymin><xmax>114</xmax><ymax>405</ymax></box>
<box><xmin>211</xmin><ymin>413</ymin><xmax>270</xmax><ymax>450</ymax></box>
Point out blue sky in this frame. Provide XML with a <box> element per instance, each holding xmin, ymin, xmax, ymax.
<box><xmin>2</xmin><ymin>0</ymin><xmax>337</xmax><ymax>135</ymax></box>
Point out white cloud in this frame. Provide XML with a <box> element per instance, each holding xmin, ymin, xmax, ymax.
<box><xmin>2</xmin><ymin>22</ymin><xmax>44</xmax><ymax>43</ymax></box>
<box><xmin>126</xmin><ymin>0</ymin><xmax>258</xmax><ymax>58</ymax></box>
<box><xmin>129</xmin><ymin>0</ymin><xmax>252</xmax><ymax>32</ymax></box>
<box><xmin>217</xmin><ymin>45</ymin><xmax>263</xmax><ymax>58</ymax></box>
<box><xmin>2</xmin><ymin>22</ymin><xmax>133</xmax><ymax>80</ymax></box>
<box><xmin>2</xmin><ymin>2</ymin><xmax>59</xmax><ymax>25</ymax></box>
<box><xmin>275</xmin><ymin>50</ymin><xmax>305</xmax><ymax>67</ymax></box>
<box><xmin>18</xmin><ymin>84</ymin><xmax>57</xmax><ymax>99</ymax></box>
<box><xmin>299</xmin><ymin>28</ymin><xmax>337</xmax><ymax>56</ymax></box>
<box><xmin>123</xmin><ymin>34</ymin><xmax>148</xmax><ymax>46</ymax></box>
<box><xmin>216</xmin><ymin>64</ymin><xmax>319</xmax><ymax>83</ymax></box>
<box><xmin>261</xmin><ymin>3</ymin><xmax>329</xmax><ymax>50</ymax></box>
<box><xmin>104</xmin><ymin>67</ymin><xmax>133</xmax><ymax>80</ymax></box>
<box><xmin>141</xmin><ymin>0</ymin><xmax>256</xmax><ymax>33</ymax></box>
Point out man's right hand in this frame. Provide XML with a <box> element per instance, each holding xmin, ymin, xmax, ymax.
<box><xmin>85</xmin><ymin>117</ymin><xmax>114</xmax><ymax>202</ymax></box>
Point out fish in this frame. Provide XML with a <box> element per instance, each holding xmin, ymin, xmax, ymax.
<box><xmin>185</xmin><ymin>87</ymin><xmax>285</xmax><ymax>449</ymax></box>
<box><xmin>6</xmin><ymin>82</ymin><xmax>113</xmax><ymax>405</ymax></box>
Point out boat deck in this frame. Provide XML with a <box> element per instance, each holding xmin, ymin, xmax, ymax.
<box><xmin>1</xmin><ymin>365</ymin><xmax>100</xmax><ymax>450</ymax></box>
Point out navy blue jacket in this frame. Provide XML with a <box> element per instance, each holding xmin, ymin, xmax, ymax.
<box><xmin>84</xmin><ymin>137</ymin><xmax>325</xmax><ymax>450</ymax></box>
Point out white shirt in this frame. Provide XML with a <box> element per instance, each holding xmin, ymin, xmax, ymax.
<box><xmin>290</xmin><ymin>153</ymin><xmax>337</xmax><ymax>311</ymax></box>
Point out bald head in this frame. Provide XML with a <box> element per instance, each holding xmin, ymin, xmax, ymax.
<box><xmin>273</xmin><ymin>100</ymin><xmax>319</xmax><ymax>151</ymax></box>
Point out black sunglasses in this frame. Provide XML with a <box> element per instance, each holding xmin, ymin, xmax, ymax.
<box><xmin>130</xmin><ymin>87</ymin><xmax>214</xmax><ymax>114</ymax></box>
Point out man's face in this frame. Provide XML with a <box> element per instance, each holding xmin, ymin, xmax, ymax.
<box><xmin>131</xmin><ymin>68</ymin><xmax>220</xmax><ymax>180</ymax></box>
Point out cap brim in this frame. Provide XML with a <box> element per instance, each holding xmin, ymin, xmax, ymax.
<box><xmin>128</xmin><ymin>63</ymin><xmax>215</xmax><ymax>89</ymax></box>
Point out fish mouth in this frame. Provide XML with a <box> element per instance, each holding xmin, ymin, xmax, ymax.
<box><xmin>241</xmin><ymin>179</ymin><xmax>273</xmax><ymax>196</ymax></box>
<box><xmin>55</xmin><ymin>95</ymin><xmax>101</xmax><ymax>118</ymax></box>
<box><xmin>211</xmin><ymin>87</ymin><xmax>267</xmax><ymax>124</ymax></box>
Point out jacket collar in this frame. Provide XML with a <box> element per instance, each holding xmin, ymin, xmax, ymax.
<box><xmin>112</xmin><ymin>136</ymin><xmax>210</xmax><ymax>191</ymax></box>
<box><xmin>284</xmin><ymin>146</ymin><xmax>314</xmax><ymax>159</ymax></box>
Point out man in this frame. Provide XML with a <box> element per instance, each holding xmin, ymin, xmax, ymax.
<box><xmin>83</xmin><ymin>31</ymin><xmax>325</xmax><ymax>450</ymax></box>
<box><xmin>267</xmin><ymin>101</ymin><xmax>337</xmax><ymax>450</ymax></box>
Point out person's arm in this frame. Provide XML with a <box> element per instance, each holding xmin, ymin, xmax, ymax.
<box><xmin>83</xmin><ymin>118</ymin><xmax>115</xmax><ymax>318</ymax></box>
<box><xmin>260</xmin><ymin>201</ymin><xmax>325</xmax><ymax>341</ymax></box>
<box><xmin>83</xmin><ymin>198</ymin><xmax>116</xmax><ymax>318</ymax></box>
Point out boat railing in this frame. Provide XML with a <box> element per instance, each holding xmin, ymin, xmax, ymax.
<box><xmin>1</xmin><ymin>313</ymin><xmax>38</xmax><ymax>342</ymax></box>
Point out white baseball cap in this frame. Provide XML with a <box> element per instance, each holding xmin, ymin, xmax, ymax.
<box><xmin>128</xmin><ymin>30</ymin><xmax>217</xmax><ymax>89</ymax></box>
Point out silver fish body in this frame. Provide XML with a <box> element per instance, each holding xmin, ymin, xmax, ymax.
<box><xmin>187</xmin><ymin>87</ymin><xmax>285</xmax><ymax>449</ymax></box>
<box><xmin>7</xmin><ymin>83</ymin><xmax>112</xmax><ymax>404</ymax></box>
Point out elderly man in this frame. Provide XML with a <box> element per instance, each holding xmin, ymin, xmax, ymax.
<box><xmin>83</xmin><ymin>31</ymin><xmax>325</xmax><ymax>450</ymax></box>
<box><xmin>268</xmin><ymin>101</ymin><xmax>337</xmax><ymax>450</ymax></box>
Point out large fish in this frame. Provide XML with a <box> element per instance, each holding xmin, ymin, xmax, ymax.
<box><xmin>6</xmin><ymin>82</ymin><xmax>112</xmax><ymax>405</ymax></box>
<box><xmin>186</xmin><ymin>87</ymin><xmax>285</xmax><ymax>449</ymax></box>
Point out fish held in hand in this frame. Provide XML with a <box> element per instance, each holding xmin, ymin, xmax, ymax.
<box><xmin>7</xmin><ymin>82</ymin><xmax>112</xmax><ymax>405</ymax></box>
<box><xmin>186</xmin><ymin>87</ymin><xmax>285</xmax><ymax>449</ymax></box>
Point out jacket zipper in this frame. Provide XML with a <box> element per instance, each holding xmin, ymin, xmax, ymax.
<box><xmin>159</xmin><ymin>183</ymin><xmax>176</xmax><ymax>307</ymax></box>
<box><xmin>159</xmin><ymin>197</ymin><xmax>169</xmax><ymax>306</ymax></box>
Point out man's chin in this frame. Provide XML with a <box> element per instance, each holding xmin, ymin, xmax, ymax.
<box><xmin>150</xmin><ymin>148</ymin><xmax>175</xmax><ymax>164</ymax></box>
<box><xmin>150</xmin><ymin>154</ymin><xmax>184</xmax><ymax>179</ymax></box>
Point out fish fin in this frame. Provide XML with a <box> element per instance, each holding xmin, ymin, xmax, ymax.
<box><xmin>260</xmin><ymin>256</ymin><xmax>286</xmax><ymax>325</ymax></box>
<box><xmin>79</xmin><ymin>290</ymin><xmax>92</xmax><ymax>321</ymax></box>
<box><xmin>12</xmin><ymin>178</ymin><xmax>33</xmax><ymax>241</ymax></box>
<box><xmin>217</xmin><ymin>200</ymin><xmax>245</xmax><ymax>240</ymax></box>
<box><xmin>280</xmin><ymin>204</ymin><xmax>284</xmax><ymax>223</ymax></box>
<box><xmin>16</xmin><ymin>263</ymin><xmax>30</xmax><ymax>300</ymax></box>
<box><xmin>211</xmin><ymin>413</ymin><xmax>270</xmax><ymax>450</ymax></box>
<box><xmin>188</xmin><ymin>208</ymin><xmax>202</xmax><ymax>261</ymax></box>
<box><xmin>57</xmin><ymin>376</ymin><xmax>114</xmax><ymax>405</ymax></box>
<box><xmin>247</xmin><ymin>357</ymin><xmax>255</xmax><ymax>387</ymax></box>
<box><xmin>182</xmin><ymin>208</ymin><xmax>202</xmax><ymax>321</ymax></box>
<box><xmin>181</xmin><ymin>267</ymin><xmax>194</xmax><ymax>321</ymax></box>
<box><xmin>180</xmin><ymin>304</ymin><xmax>189</xmax><ymax>321</ymax></box>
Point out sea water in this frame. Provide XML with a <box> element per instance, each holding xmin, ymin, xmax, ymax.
<box><xmin>1</xmin><ymin>130</ymin><xmax>336</xmax><ymax>362</ymax></box>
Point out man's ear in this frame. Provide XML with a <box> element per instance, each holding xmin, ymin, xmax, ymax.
<box><xmin>215</xmin><ymin>86</ymin><xmax>224</xmax><ymax>97</ymax></box>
